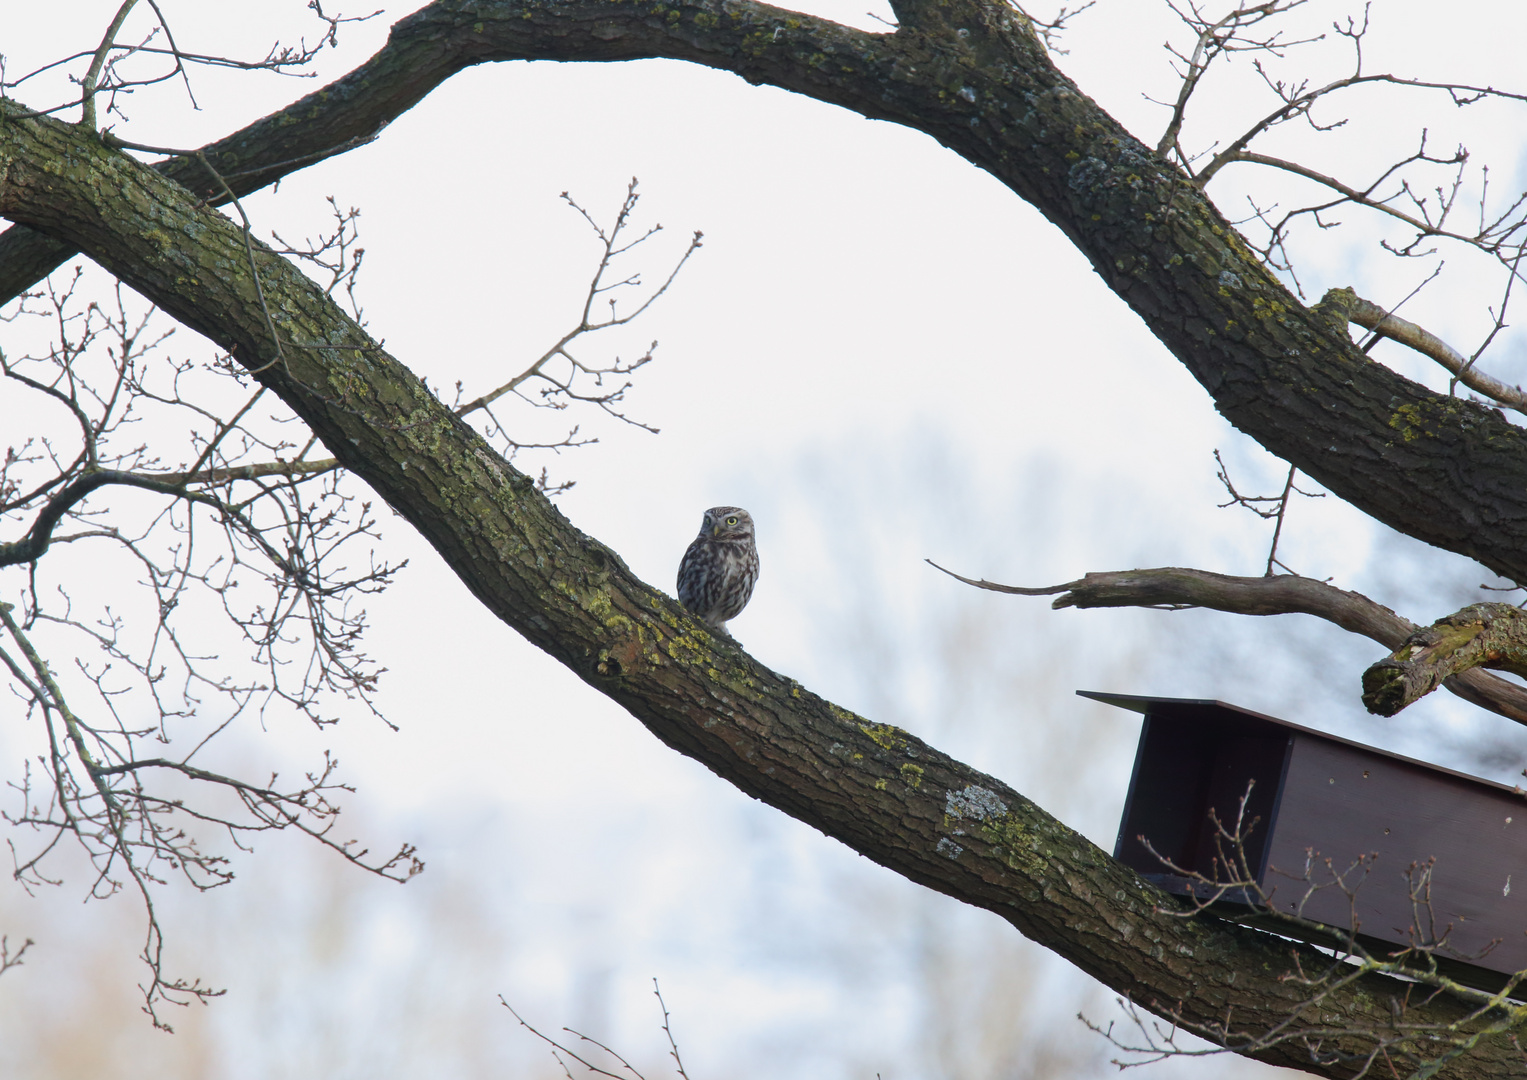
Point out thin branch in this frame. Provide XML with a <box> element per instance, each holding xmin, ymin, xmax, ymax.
<box><xmin>501</xmin><ymin>1000</ymin><xmax>647</xmax><ymax>1080</ymax></box>
<box><xmin>1227</xmin><ymin>148</ymin><xmax>1471</xmax><ymax>243</ymax></box>
<box><xmin>1154</xmin><ymin>2</ymin><xmax>1313</xmax><ymax>168</ymax></box>
<box><xmin>0</xmin><ymin>936</ymin><xmax>33</xmax><ymax>979</ymax></box>
<box><xmin>1012</xmin><ymin>1</ymin><xmax>1096</xmax><ymax>55</ymax></box>
<box><xmin>1349</xmin><ymin>296</ymin><xmax>1527</xmax><ymax>414</ymax></box>
<box><xmin>1262</xmin><ymin>464</ymin><xmax>1298</xmax><ymax>576</ymax></box>
<box><xmin>653</xmin><ymin>979</ymin><xmax>691</xmax><ymax>1080</ymax></box>
<box><xmin>453</xmin><ymin>180</ymin><xmax>701</xmax><ymax>436</ymax></box>
<box><xmin>79</xmin><ymin>0</ymin><xmax>141</xmax><ymax>130</ymax></box>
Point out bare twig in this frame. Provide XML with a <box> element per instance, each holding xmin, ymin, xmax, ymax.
<box><xmin>79</xmin><ymin>0</ymin><xmax>142</xmax><ymax>130</ymax></box>
<box><xmin>18</xmin><ymin>1</ymin><xmax>376</xmax><ymax>124</ymax></box>
<box><xmin>1210</xmin><ymin>450</ymin><xmax>1322</xmax><ymax>576</ymax></box>
<box><xmin>502</xmin><ymin>999</ymin><xmax>649</xmax><ymax>1080</ymax></box>
<box><xmin>0</xmin><ymin>936</ymin><xmax>33</xmax><ymax>978</ymax></box>
<box><xmin>503</xmin><ymin>983</ymin><xmax>696</xmax><ymax>1079</ymax></box>
<box><xmin>449</xmin><ymin>179</ymin><xmax>701</xmax><ymax>489</ymax></box>
<box><xmin>1153</xmin><ymin>2</ymin><xmax>1317</xmax><ymax>167</ymax></box>
<box><xmin>0</xmin><ymin>275</ymin><xmax>413</xmax><ymax>1024</ymax></box>
<box><xmin>1150</xmin><ymin>0</ymin><xmax>1527</xmax><ymax>331</ymax></box>
<box><xmin>1012</xmin><ymin>1</ymin><xmax>1097</xmax><ymax>54</ymax></box>
<box><xmin>653</xmin><ymin>979</ymin><xmax>691</xmax><ymax>1080</ymax></box>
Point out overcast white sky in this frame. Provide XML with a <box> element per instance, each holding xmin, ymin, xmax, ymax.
<box><xmin>3</xmin><ymin>2</ymin><xmax>1527</xmax><ymax>1077</ymax></box>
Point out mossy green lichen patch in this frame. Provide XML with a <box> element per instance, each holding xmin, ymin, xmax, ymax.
<box><xmin>978</xmin><ymin>813</ymin><xmax>1049</xmax><ymax>875</ymax></box>
<box><xmin>1388</xmin><ymin>402</ymin><xmax>1426</xmax><ymax>442</ymax></box>
<box><xmin>858</xmin><ymin>721</ymin><xmax>909</xmax><ymax>752</ymax></box>
<box><xmin>824</xmin><ymin>701</ymin><xmax>862</xmax><ymax>726</ymax></box>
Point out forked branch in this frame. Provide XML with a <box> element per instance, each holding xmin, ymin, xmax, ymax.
<box><xmin>453</xmin><ymin>179</ymin><xmax>701</xmax><ymax>437</ymax></box>
<box><xmin>501</xmin><ymin>978</ymin><xmax>693</xmax><ymax>1080</ymax></box>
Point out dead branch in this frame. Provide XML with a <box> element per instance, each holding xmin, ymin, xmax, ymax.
<box><xmin>1363</xmin><ymin>603</ymin><xmax>1527</xmax><ymax>717</ymax></box>
<box><xmin>927</xmin><ymin>563</ymin><xmax>1527</xmax><ymax>724</ymax></box>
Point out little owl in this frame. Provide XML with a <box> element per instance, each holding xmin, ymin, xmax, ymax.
<box><xmin>677</xmin><ymin>506</ymin><xmax>759</xmax><ymax>635</ymax></box>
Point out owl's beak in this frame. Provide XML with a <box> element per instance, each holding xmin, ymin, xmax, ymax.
<box><xmin>710</xmin><ymin>523</ymin><xmax>722</xmax><ymax>537</ymax></box>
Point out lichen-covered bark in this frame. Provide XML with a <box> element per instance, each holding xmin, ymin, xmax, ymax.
<box><xmin>1363</xmin><ymin>603</ymin><xmax>1527</xmax><ymax>716</ymax></box>
<box><xmin>3</xmin><ymin>102</ymin><xmax>1520</xmax><ymax>1078</ymax></box>
<box><xmin>3</xmin><ymin>0</ymin><xmax>1524</xmax><ymax>587</ymax></box>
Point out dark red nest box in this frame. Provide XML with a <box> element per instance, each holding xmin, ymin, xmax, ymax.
<box><xmin>1086</xmin><ymin>691</ymin><xmax>1527</xmax><ymax>994</ymax></box>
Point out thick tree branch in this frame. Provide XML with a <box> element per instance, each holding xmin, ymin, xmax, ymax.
<box><xmin>5</xmin><ymin>95</ymin><xmax>1523</xmax><ymax>1079</ymax></box>
<box><xmin>929</xmin><ymin>562</ymin><xmax>1527</xmax><ymax>726</ymax></box>
<box><xmin>6</xmin><ymin>0</ymin><xmax>1527</xmax><ymax>589</ymax></box>
<box><xmin>0</xmin><ymin>7</ymin><xmax>476</xmax><ymax>304</ymax></box>
<box><xmin>1362</xmin><ymin>603</ymin><xmax>1527</xmax><ymax>717</ymax></box>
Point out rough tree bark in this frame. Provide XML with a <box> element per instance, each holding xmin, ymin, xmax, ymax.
<box><xmin>1364</xmin><ymin>604</ymin><xmax>1527</xmax><ymax>717</ymax></box>
<box><xmin>6</xmin><ymin>0</ymin><xmax>1526</xmax><ymax>587</ymax></box>
<box><xmin>2</xmin><ymin>92</ymin><xmax>1522</xmax><ymax>1077</ymax></box>
<box><xmin>6</xmin><ymin>0</ymin><xmax>1527</xmax><ymax>1073</ymax></box>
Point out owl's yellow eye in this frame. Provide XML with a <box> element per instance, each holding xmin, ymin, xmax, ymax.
<box><xmin>725</xmin><ymin>516</ymin><xmax>738</xmax><ymax>526</ymax></box>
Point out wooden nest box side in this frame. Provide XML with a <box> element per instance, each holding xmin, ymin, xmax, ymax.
<box><xmin>1084</xmin><ymin>692</ymin><xmax>1527</xmax><ymax>995</ymax></box>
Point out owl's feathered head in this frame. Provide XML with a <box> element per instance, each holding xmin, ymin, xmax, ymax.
<box><xmin>699</xmin><ymin>506</ymin><xmax>754</xmax><ymax>542</ymax></box>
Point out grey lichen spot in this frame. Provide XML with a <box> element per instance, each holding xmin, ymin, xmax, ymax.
<box><xmin>946</xmin><ymin>784</ymin><xmax>1010</xmax><ymax>822</ymax></box>
<box><xmin>473</xmin><ymin>446</ymin><xmax>510</xmax><ymax>483</ymax></box>
<box><xmin>936</xmin><ymin>837</ymin><xmax>965</xmax><ymax>860</ymax></box>
<box><xmin>957</xmin><ymin>85</ymin><xmax>976</xmax><ymax>103</ymax></box>
<box><xmin>1067</xmin><ymin>157</ymin><xmax>1109</xmax><ymax>194</ymax></box>
<box><xmin>1117</xmin><ymin>147</ymin><xmax>1150</xmax><ymax>170</ymax></box>
<box><xmin>1218</xmin><ymin>270</ymin><xmax>1242</xmax><ymax>289</ymax></box>
<box><xmin>956</xmin><ymin>27</ymin><xmax>970</xmax><ymax>37</ymax></box>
